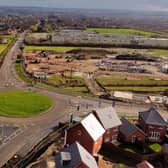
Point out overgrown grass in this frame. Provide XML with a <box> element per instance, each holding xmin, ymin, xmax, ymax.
<box><xmin>0</xmin><ymin>91</ymin><xmax>52</xmax><ymax>117</ymax></box>
<box><xmin>87</xmin><ymin>28</ymin><xmax>155</xmax><ymax>37</ymax></box>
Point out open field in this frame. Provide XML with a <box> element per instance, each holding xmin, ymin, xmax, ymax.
<box><xmin>0</xmin><ymin>35</ymin><xmax>16</xmax><ymax>56</ymax></box>
<box><xmin>96</xmin><ymin>76</ymin><xmax>168</xmax><ymax>87</ymax></box>
<box><xmin>150</xmin><ymin>49</ymin><xmax>168</xmax><ymax>55</ymax></box>
<box><xmin>0</xmin><ymin>91</ymin><xmax>52</xmax><ymax>117</ymax></box>
<box><xmin>104</xmin><ymin>86</ymin><xmax>168</xmax><ymax>92</ymax></box>
<box><xmin>87</xmin><ymin>28</ymin><xmax>156</xmax><ymax>36</ymax></box>
<box><xmin>97</xmin><ymin>76</ymin><xmax>168</xmax><ymax>92</ymax></box>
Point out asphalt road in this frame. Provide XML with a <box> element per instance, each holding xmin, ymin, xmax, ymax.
<box><xmin>0</xmin><ymin>33</ymin><xmax>167</xmax><ymax>167</ymax></box>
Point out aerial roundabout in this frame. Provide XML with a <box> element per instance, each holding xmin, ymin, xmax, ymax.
<box><xmin>0</xmin><ymin>90</ymin><xmax>52</xmax><ymax>117</ymax></box>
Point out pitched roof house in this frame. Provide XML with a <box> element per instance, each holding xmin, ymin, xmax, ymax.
<box><xmin>92</xmin><ymin>107</ymin><xmax>121</xmax><ymax>143</ymax></box>
<box><xmin>65</xmin><ymin>113</ymin><xmax>105</xmax><ymax>155</ymax></box>
<box><xmin>119</xmin><ymin>118</ymin><xmax>146</xmax><ymax>143</ymax></box>
<box><xmin>55</xmin><ymin>142</ymin><xmax>99</xmax><ymax>168</ymax></box>
<box><xmin>136</xmin><ymin>160</ymin><xmax>154</xmax><ymax>168</ymax></box>
<box><xmin>139</xmin><ymin>107</ymin><xmax>167</xmax><ymax>141</ymax></box>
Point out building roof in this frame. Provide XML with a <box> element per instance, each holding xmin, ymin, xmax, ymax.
<box><xmin>120</xmin><ymin>118</ymin><xmax>145</xmax><ymax>137</ymax></box>
<box><xmin>136</xmin><ymin>160</ymin><xmax>154</xmax><ymax>168</ymax></box>
<box><xmin>139</xmin><ymin>107</ymin><xmax>167</xmax><ymax>126</ymax></box>
<box><xmin>55</xmin><ymin>142</ymin><xmax>98</xmax><ymax>168</ymax></box>
<box><xmin>81</xmin><ymin>113</ymin><xmax>105</xmax><ymax>141</ymax></box>
<box><xmin>93</xmin><ymin>106</ymin><xmax>121</xmax><ymax>130</ymax></box>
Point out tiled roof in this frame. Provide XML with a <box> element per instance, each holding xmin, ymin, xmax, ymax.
<box><xmin>120</xmin><ymin>118</ymin><xmax>145</xmax><ymax>136</ymax></box>
<box><xmin>81</xmin><ymin>113</ymin><xmax>105</xmax><ymax>141</ymax></box>
<box><xmin>93</xmin><ymin>107</ymin><xmax>121</xmax><ymax>130</ymax></box>
<box><xmin>55</xmin><ymin>142</ymin><xmax>98</xmax><ymax>168</ymax></box>
<box><xmin>139</xmin><ymin>107</ymin><xmax>167</xmax><ymax>126</ymax></box>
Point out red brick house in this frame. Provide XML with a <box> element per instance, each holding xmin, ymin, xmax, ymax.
<box><xmin>55</xmin><ymin>142</ymin><xmax>99</xmax><ymax>168</ymax></box>
<box><xmin>65</xmin><ymin>113</ymin><xmax>105</xmax><ymax>155</ymax></box>
<box><xmin>139</xmin><ymin>107</ymin><xmax>167</xmax><ymax>142</ymax></box>
<box><xmin>92</xmin><ymin>106</ymin><xmax>121</xmax><ymax>143</ymax></box>
<box><xmin>119</xmin><ymin>118</ymin><xmax>146</xmax><ymax>143</ymax></box>
<box><xmin>136</xmin><ymin>160</ymin><xmax>154</xmax><ymax>168</ymax></box>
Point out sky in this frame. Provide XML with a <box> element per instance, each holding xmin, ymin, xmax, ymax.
<box><xmin>0</xmin><ymin>0</ymin><xmax>168</xmax><ymax>12</ymax></box>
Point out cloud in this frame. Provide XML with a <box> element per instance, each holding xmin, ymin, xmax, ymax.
<box><xmin>0</xmin><ymin>0</ymin><xmax>168</xmax><ymax>12</ymax></box>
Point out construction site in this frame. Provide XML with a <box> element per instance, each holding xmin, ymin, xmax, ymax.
<box><xmin>22</xmin><ymin>43</ymin><xmax>168</xmax><ymax>98</ymax></box>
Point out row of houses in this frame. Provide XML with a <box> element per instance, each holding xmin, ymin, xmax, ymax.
<box><xmin>55</xmin><ymin>106</ymin><xmax>167</xmax><ymax>167</ymax></box>
<box><xmin>55</xmin><ymin>142</ymin><xmax>155</xmax><ymax>168</ymax></box>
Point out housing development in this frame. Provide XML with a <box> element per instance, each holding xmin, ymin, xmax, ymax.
<box><xmin>0</xmin><ymin>3</ymin><xmax>168</xmax><ymax>168</ymax></box>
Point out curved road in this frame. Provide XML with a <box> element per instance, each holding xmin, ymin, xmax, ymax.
<box><xmin>0</xmin><ymin>33</ymin><xmax>167</xmax><ymax>166</ymax></box>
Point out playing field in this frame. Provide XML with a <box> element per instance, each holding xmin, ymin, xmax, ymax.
<box><xmin>87</xmin><ymin>28</ymin><xmax>155</xmax><ymax>36</ymax></box>
<box><xmin>0</xmin><ymin>91</ymin><xmax>52</xmax><ymax>117</ymax></box>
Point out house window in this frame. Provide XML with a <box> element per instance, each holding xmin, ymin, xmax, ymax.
<box><xmin>149</xmin><ymin>132</ymin><xmax>160</xmax><ymax>140</ymax></box>
<box><xmin>112</xmin><ymin>135</ymin><xmax>117</xmax><ymax>141</ymax></box>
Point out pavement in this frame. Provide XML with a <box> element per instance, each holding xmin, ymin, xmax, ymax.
<box><xmin>0</xmin><ymin>33</ymin><xmax>167</xmax><ymax>167</ymax></box>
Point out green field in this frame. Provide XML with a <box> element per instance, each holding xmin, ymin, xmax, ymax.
<box><xmin>151</xmin><ymin>49</ymin><xmax>168</xmax><ymax>55</ymax></box>
<box><xmin>0</xmin><ymin>91</ymin><xmax>52</xmax><ymax>117</ymax></box>
<box><xmin>96</xmin><ymin>77</ymin><xmax>168</xmax><ymax>87</ymax></box>
<box><xmin>87</xmin><ymin>28</ymin><xmax>155</xmax><ymax>36</ymax></box>
<box><xmin>25</xmin><ymin>46</ymin><xmax>80</xmax><ymax>53</ymax></box>
<box><xmin>105</xmin><ymin>86</ymin><xmax>168</xmax><ymax>92</ymax></box>
<box><xmin>0</xmin><ymin>35</ymin><xmax>16</xmax><ymax>56</ymax></box>
<box><xmin>96</xmin><ymin>76</ymin><xmax>168</xmax><ymax>92</ymax></box>
<box><xmin>0</xmin><ymin>45</ymin><xmax>7</xmax><ymax>55</ymax></box>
